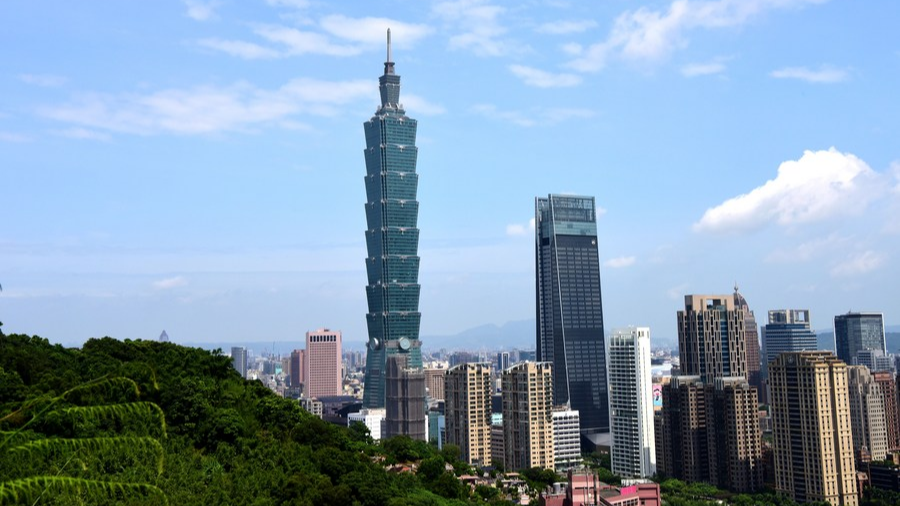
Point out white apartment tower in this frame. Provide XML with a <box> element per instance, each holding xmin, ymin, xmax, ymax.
<box><xmin>608</xmin><ymin>326</ymin><xmax>656</xmax><ymax>478</ymax></box>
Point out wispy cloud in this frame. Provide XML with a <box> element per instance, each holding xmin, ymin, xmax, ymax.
<box><xmin>153</xmin><ymin>276</ymin><xmax>188</xmax><ymax>289</ymax></box>
<box><xmin>319</xmin><ymin>15</ymin><xmax>432</xmax><ymax>48</ymax></box>
<box><xmin>39</xmin><ymin>78</ymin><xmax>378</xmax><ymax>135</ymax></box>
<box><xmin>184</xmin><ymin>0</ymin><xmax>219</xmax><ymax>21</ymax></box>
<box><xmin>694</xmin><ymin>148</ymin><xmax>884</xmax><ymax>234</ymax></box>
<box><xmin>472</xmin><ymin>104</ymin><xmax>594</xmax><ymax>127</ymax></box>
<box><xmin>535</xmin><ymin>20</ymin><xmax>597</xmax><ymax>35</ymax></box>
<box><xmin>56</xmin><ymin>128</ymin><xmax>111</xmax><ymax>141</ymax></box>
<box><xmin>667</xmin><ymin>282</ymin><xmax>689</xmax><ymax>301</ymax></box>
<box><xmin>198</xmin><ymin>39</ymin><xmax>281</xmax><ymax>59</ymax></box>
<box><xmin>765</xmin><ymin>234</ymin><xmax>847</xmax><ymax>263</ymax></box>
<box><xmin>604</xmin><ymin>256</ymin><xmax>636</xmax><ymax>268</ymax></box>
<box><xmin>18</xmin><ymin>74</ymin><xmax>67</xmax><ymax>87</ymax></box>
<box><xmin>265</xmin><ymin>0</ymin><xmax>310</xmax><ymax>8</ymax></box>
<box><xmin>567</xmin><ymin>0</ymin><xmax>826</xmax><ymax>72</ymax></box>
<box><xmin>830</xmin><ymin>251</ymin><xmax>886</xmax><ymax>277</ymax></box>
<box><xmin>508</xmin><ymin>65</ymin><xmax>582</xmax><ymax>88</ymax></box>
<box><xmin>770</xmin><ymin>65</ymin><xmax>848</xmax><ymax>83</ymax></box>
<box><xmin>253</xmin><ymin>25</ymin><xmax>361</xmax><ymax>57</ymax></box>
<box><xmin>402</xmin><ymin>94</ymin><xmax>446</xmax><ymax>115</ymax></box>
<box><xmin>433</xmin><ymin>0</ymin><xmax>519</xmax><ymax>57</ymax></box>
<box><xmin>0</xmin><ymin>131</ymin><xmax>31</xmax><ymax>143</ymax></box>
<box><xmin>681</xmin><ymin>60</ymin><xmax>727</xmax><ymax>77</ymax></box>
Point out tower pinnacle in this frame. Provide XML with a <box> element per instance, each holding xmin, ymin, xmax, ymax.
<box><xmin>384</xmin><ymin>28</ymin><xmax>395</xmax><ymax>75</ymax></box>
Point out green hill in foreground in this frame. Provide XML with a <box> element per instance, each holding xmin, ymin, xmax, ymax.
<box><xmin>0</xmin><ymin>331</ymin><xmax>514</xmax><ymax>506</ymax></box>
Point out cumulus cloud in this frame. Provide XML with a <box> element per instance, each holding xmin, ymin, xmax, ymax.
<box><xmin>603</xmin><ymin>256</ymin><xmax>636</xmax><ymax>268</ymax></box>
<box><xmin>38</xmin><ymin>78</ymin><xmax>378</xmax><ymax>135</ymax></box>
<box><xmin>18</xmin><ymin>74</ymin><xmax>67</xmax><ymax>87</ymax></box>
<box><xmin>153</xmin><ymin>276</ymin><xmax>188</xmax><ymax>289</ymax></box>
<box><xmin>681</xmin><ymin>61</ymin><xmax>727</xmax><ymax>77</ymax></box>
<box><xmin>536</xmin><ymin>20</ymin><xmax>598</xmax><ymax>35</ymax></box>
<box><xmin>567</xmin><ymin>0</ymin><xmax>826</xmax><ymax>72</ymax></box>
<box><xmin>506</xmin><ymin>218</ymin><xmax>536</xmax><ymax>236</ymax></box>
<box><xmin>508</xmin><ymin>65</ymin><xmax>582</xmax><ymax>88</ymax></box>
<box><xmin>770</xmin><ymin>65</ymin><xmax>849</xmax><ymax>83</ymax></box>
<box><xmin>830</xmin><ymin>251</ymin><xmax>886</xmax><ymax>277</ymax></box>
<box><xmin>472</xmin><ymin>104</ymin><xmax>594</xmax><ymax>127</ymax></box>
<box><xmin>694</xmin><ymin>148</ymin><xmax>883</xmax><ymax>234</ymax></box>
<box><xmin>433</xmin><ymin>0</ymin><xmax>519</xmax><ymax>57</ymax></box>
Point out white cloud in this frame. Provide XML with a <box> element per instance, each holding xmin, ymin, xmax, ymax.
<box><xmin>694</xmin><ymin>148</ymin><xmax>884</xmax><ymax>234</ymax></box>
<box><xmin>319</xmin><ymin>15</ymin><xmax>432</xmax><ymax>48</ymax></box>
<box><xmin>508</xmin><ymin>64</ymin><xmax>582</xmax><ymax>88</ymax></box>
<box><xmin>681</xmin><ymin>61</ymin><xmax>727</xmax><ymax>77</ymax></box>
<box><xmin>153</xmin><ymin>276</ymin><xmax>188</xmax><ymax>289</ymax></box>
<box><xmin>472</xmin><ymin>104</ymin><xmax>594</xmax><ymax>127</ymax></box>
<box><xmin>402</xmin><ymin>94</ymin><xmax>446</xmax><ymax>115</ymax></box>
<box><xmin>18</xmin><ymin>74</ymin><xmax>67</xmax><ymax>87</ymax></box>
<box><xmin>56</xmin><ymin>128</ymin><xmax>111</xmax><ymax>141</ymax></box>
<box><xmin>667</xmin><ymin>283</ymin><xmax>689</xmax><ymax>301</ymax></box>
<box><xmin>184</xmin><ymin>0</ymin><xmax>218</xmax><ymax>21</ymax></box>
<box><xmin>604</xmin><ymin>256</ymin><xmax>636</xmax><ymax>268</ymax></box>
<box><xmin>770</xmin><ymin>65</ymin><xmax>848</xmax><ymax>83</ymax></box>
<box><xmin>0</xmin><ymin>131</ymin><xmax>31</xmax><ymax>143</ymax></box>
<box><xmin>567</xmin><ymin>0</ymin><xmax>826</xmax><ymax>72</ymax></box>
<box><xmin>536</xmin><ymin>20</ymin><xmax>598</xmax><ymax>35</ymax></box>
<box><xmin>506</xmin><ymin>218</ymin><xmax>536</xmax><ymax>236</ymax></box>
<box><xmin>253</xmin><ymin>25</ymin><xmax>360</xmax><ymax>57</ymax></box>
<box><xmin>39</xmin><ymin>78</ymin><xmax>375</xmax><ymax>135</ymax></box>
<box><xmin>198</xmin><ymin>39</ymin><xmax>281</xmax><ymax>59</ymax></box>
<box><xmin>433</xmin><ymin>0</ymin><xmax>518</xmax><ymax>57</ymax></box>
<box><xmin>596</xmin><ymin>206</ymin><xmax>608</xmax><ymax>218</ymax></box>
<box><xmin>830</xmin><ymin>251</ymin><xmax>886</xmax><ymax>277</ymax></box>
<box><xmin>265</xmin><ymin>0</ymin><xmax>310</xmax><ymax>8</ymax></box>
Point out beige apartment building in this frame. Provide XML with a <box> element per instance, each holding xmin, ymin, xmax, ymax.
<box><xmin>445</xmin><ymin>362</ymin><xmax>493</xmax><ymax>466</ymax></box>
<box><xmin>770</xmin><ymin>352</ymin><xmax>858</xmax><ymax>506</ymax></box>
<box><xmin>847</xmin><ymin>365</ymin><xmax>888</xmax><ymax>463</ymax></box>
<box><xmin>502</xmin><ymin>362</ymin><xmax>554</xmax><ymax>471</ymax></box>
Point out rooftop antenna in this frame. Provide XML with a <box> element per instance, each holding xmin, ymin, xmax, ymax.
<box><xmin>387</xmin><ymin>28</ymin><xmax>392</xmax><ymax>63</ymax></box>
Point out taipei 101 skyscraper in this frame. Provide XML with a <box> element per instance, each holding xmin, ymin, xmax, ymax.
<box><xmin>362</xmin><ymin>30</ymin><xmax>423</xmax><ymax>409</ymax></box>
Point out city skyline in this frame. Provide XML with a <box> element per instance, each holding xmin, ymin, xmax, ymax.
<box><xmin>3</xmin><ymin>1</ymin><xmax>900</xmax><ymax>347</ymax></box>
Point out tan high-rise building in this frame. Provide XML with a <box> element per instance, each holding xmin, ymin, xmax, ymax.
<box><xmin>770</xmin><ymin>352</ymin><xmax>858</xmax><ymax>506</ymax></box>
<box><xmin>847</xmin><ymin>366</ymin><xmax>888</xmax><ymax>462</ymax></box>
<box><xmin>425</xmin><ymin>368</ymin><xmax>447</xmax><ymax>401</ymax></box>
<box><xmin>384</xmin><ymin>354</ymin><xmax>426</xmax><ymax>441</ymax></box>
<box><xmin>445</xmin><ymin>363</ymin><xmax>492</xmax><ymax>466</ymax></box>
<box><xmin>502</xmin><ymin>362</ymin><xmax>554</xmax><ymax>471</ymax></box>
<box><xmin>707</xmin><ymin>378</ymin><xmax>763</xmax><ymax>492</ymax></box>
<box><xmin>656</xmin><ymin>376</ymin><xmax>709</xmax><ymax>484</ymax></box>
<box><xmin>872</xmin><ymin>371</ymin><xmax>900</xmax><ymax>451</ymax></box>
<box><xmin>305</xmin><ymin>329</ymin><xmax>342</xmax><ymax>398</ymax></box>
<box><xmin>677</xmin><ymin>295</ymin><xmax>747</xmax><ymax>383</ymax></box>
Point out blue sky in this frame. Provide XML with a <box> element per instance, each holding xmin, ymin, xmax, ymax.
<box><xmin>2</xmin><ymin>0</ymin><xmax>899</xmax><ymax>348</ymax></box>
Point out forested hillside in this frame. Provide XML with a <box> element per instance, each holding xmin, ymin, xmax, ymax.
<box><xmin>0</xmin><ymin>329</ymin><xmax>513</xmax><ymax>505</ymax></box>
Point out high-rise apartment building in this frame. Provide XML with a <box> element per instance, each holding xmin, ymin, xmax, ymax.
<box><xmin>445</xmin><ymin>363</ymin><xmax>492</xmax><ymax>466</ymax></box>
<box><xmin>761</xmin><ymin>309</ymin><xmax>818</xmax><ymax>400</ymax></box>
<box><xmin>535</xmin><ymin>194</ymin><xmax>608</xmax><ymax>445</ymax></box>
<box><xmin>231</xmin><ymin>346</ymin><xmax>248</xmax><ymax>379</ymax></box>
<box><xmin>384</xmin><ymin>354</ymin><xmax>426</xmax><ymax>441</ymax></box>
<box><xmin>847</xmin><ymin>365</ymin><xmax>888</xmax><ymax>462</ymax></box>
<box><xmin>872</xmin><ymin>371</ymin><xmax>900</xmax><ymax>451</ymax></box>
<box><xmin>362</xmin><ymin>31</ymin><xmax>423</xmax><ymax>409</ymax></box>
<box><xmin>608</xmin><ymin>327</ymin><xmax>656</xmax><ymax>479</ymax></box>
<box><xmin>733</xmin><ymin>286</ymin><xmax>762</xmax><ymax>397</ymax></box>
<box><xmin>290</xmin><ymin>349</ymin><xmax>305</xmax><ymax>389</ymax></box>
<box><xmin>769</xmin><ymin>352</ymin><xmax>858</xmax><ymax>506</ymax></box>
<box><xmin>502</xmin><ymin>362</ymin><xmax>555</xmax><ymax>471</ymax></box>
<box><xmin>497</xmin><ymin>352</ymin><xmax>511</xmax><ymax>372</ymax></box>
<box><xmin>305</xmin><ymin>329</ymin><xmax>342</xmax><ymax>398</ymax></box>
<box><xmin>834</xmin><ymin>312</ymin><xmax>886</xmax><ymax>367</ymax></box>
<box><xmin>656</xmin><ymin>376</ymin><xmax>708</xmax><ymax>484</ymax></box>
<box><xmin>552</xmin><ymin>408</ymin><xmax>582</xmax><ymax>471</ymax></box>
<box><xmin>707</xmin><ymin>378</ymin><xmax>763</xmax><ymax>492</ymax></box>
<box><xmin>424</xmin><ymin>368</ymin><xmax>446</xmax><ymax>401</ymax></box>
<box><xmin>348</xmin><ymin>408</ymin><xmax>386</xmax><ymax>441</ymax></box>
<box><xmin>677</xmin><ymin>295</ymin><xmax>747</xmax><ymax>382</ymax></box>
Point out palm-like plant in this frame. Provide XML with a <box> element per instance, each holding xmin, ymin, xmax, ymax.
<box><xmin>0</xmin><ymin>375</ymin><xmax>168</xmax><ymax>505</ymax></box>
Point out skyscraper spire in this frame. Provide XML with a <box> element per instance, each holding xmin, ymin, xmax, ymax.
<box><xmin>384</xmin><ymin>28</ymin><xmax>395</xmax><ymax>76</ymax></box>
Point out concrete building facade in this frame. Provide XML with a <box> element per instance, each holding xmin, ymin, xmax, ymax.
<box><xmin>608</xmin><ymin>326</ymin><xmax>656</xmax><ymax>479</ymax></box>
<box><xmin>384</xmin><ymin>353</ymin><xmax>426</xmax><ymax>441</ymax></box>
<box><xmin>305</xmin><ymin>329</ymin><xmax>342</xmax><ymax>398</ymax></box>
<box><xmin>847</xmin><ymin>365</ymin><xmax>888</xmax><ymax>463</ymax></box>
<box><xmin>552</xmin><ymin>408</ymin><xmax>582</xmax><ymax>471</ymax></box>
<box><xmin>445</xmin><ymin>362</ymin><xmax>493</xmax><ymax>466</ymax></box>
<box><xmin>502</xmin><ymin>362</ymin><xmax>555</xmax><ymax>471</ymax></box>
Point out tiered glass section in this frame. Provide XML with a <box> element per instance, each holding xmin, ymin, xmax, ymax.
<box><xmin>362</xmin><ymin>36</ymin><xmax>422</xmax><ymax>408</ymax></box>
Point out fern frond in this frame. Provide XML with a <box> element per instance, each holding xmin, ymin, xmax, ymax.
<box><xmin>46</xmin><ymin>402</ymin><xmax>167</xmax><ymax>438</ymax></box>
<box><xmin>61</xmin><ymin>376</ymin><xmax>142</xmax><ymax>405</ymax></box>
<box><xmin>8</xmin><ymin>436</ymin><xmax>165</xmax><ymax>475</ymax></box>
<box><xmin>0</xmin><ymin>476</ymin><xmax>168</xmax><ymax>505</ymax></box>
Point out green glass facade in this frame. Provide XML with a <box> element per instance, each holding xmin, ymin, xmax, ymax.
<box><xmin>362</xmin><ymin>42</ymin><xmax>422</xmax><ymax>409</ymax></box>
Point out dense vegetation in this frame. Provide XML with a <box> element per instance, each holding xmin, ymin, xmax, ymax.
<box><xmin>0</xmin><ymin>329</ymin><xmax>515</xmax><ymax>505</ymax></box>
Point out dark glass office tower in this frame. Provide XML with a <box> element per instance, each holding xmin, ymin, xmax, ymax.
<box><xmin>834</xmin><ymin>312</ymin><xmax>885</xmax><ymax>366</ymax></box>
<box><xmin>362</xmin><ymin>30</ymin><xmax>422</xmax><ymax>409</ymax></box>
<box><xmin>535</xmin><ymin>194</ymin><xmax>608</xmax><ymax>441</ymax></box>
